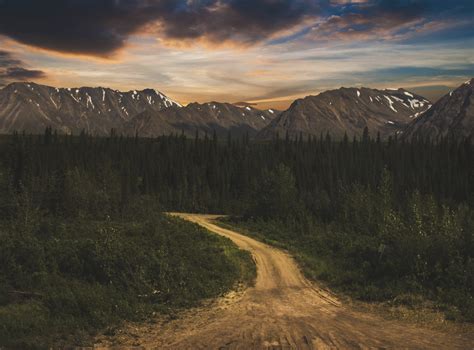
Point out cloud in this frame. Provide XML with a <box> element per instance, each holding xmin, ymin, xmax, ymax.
<box><xmin>0</xmin><ymin>0</ymin><xmax>319</xmax><ymax>57</ymax></box>
<box><xmin>0</xmin><ymin>1</ymin><xmax>472</xmax><ymax>57</ymax></box>
<box><xmin>307</xmin><ymin>0</ymin><xmax>472</xmax><ymax>43</ymax></box>
<box><xmin>350</xmin><ymin>65</ymin><xmax>474</xmax><ymax>89</ymax></box>
<box><xmin>308</xmin><ymin>13</ymin><xmax>413</xmax><ymax>42</ymax></box>
<box><xmin>0</xmin><ymin>50</ymin><xmax>22</xmax><ymax>66</ymax></box>
<box><xmin>0</xmin><ymin>50</ymin><xmax>46</xmax><ymax>86</ymax></box>
<box><xmin>2</xmin><ymin>67</ymin><xmax>46</xmax><ymax>80</ymax></box>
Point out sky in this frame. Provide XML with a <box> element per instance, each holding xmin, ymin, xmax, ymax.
<box><xmin>0</xmin><ymin>0</ymin><xmax>473</xmax><ymax>109</ymax></box>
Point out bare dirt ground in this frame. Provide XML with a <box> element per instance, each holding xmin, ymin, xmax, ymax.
<box><xmin>95</xmin><ymin>213</ymin><xmax>474</xmax><ymax>349</ymax></box>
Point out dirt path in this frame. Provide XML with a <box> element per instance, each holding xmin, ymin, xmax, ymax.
<box><xmin>96</xmin><ymin>214</ymin><xmax>474</xmax><ymax>349</ymax></box>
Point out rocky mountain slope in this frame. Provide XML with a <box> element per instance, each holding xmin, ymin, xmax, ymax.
<box><xmin>0</xmin><ymin>82</ymin><xmax>180</xmax><ymax>135</ymax></box>
<box><xmin>123</xmin><ymin>102</ymin><xmax>278</xmax><ymax>138</ymax></box>
<box><xmin>402</xmin><ymin>78</ymin><xmax>474</xmax><ymax>140</ymax></box>
<box><xmin>0</xmin><ymin>82</ymin><xmax>277</xmax><ymax>137</ymax></box>
<box><xmin>258</xmin><ymin>87</ymin><xmax>431</xmax><ymax>140</ymax></box>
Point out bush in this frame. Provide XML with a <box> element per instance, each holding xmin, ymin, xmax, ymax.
<box><xmin>0</xmin><ymin>214</ymin><xmax>254</xmax><ymax>348</ymax></box>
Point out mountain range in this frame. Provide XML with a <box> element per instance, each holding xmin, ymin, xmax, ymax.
<box><xmin>0</xmin><ymin>79</ymin><xmax>472</xmax><ymax>140</ymax></box>
<box><xmin>0</xmin><ymin>82</ymin><xmax>182</xmax><ymax>135</ymax></box>
<box><xmin>257</xmin><ymin>87</ymin><xmax>431</xmax><ymax>140</ymax></box>
<box><xmin>123</xmin><ymin>102</ymin><xmax>277</xmax><ymax>138</ymax></box>
<box><xmin>0</xmin><ymin>82</ymin><xmax>277</xmax><ymax>138</ymax></box>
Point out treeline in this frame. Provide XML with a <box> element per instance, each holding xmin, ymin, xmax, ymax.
<box><xmin>1</xmin><ymin>128</ymin><xmax>472</xmax><ymax>219</ymax></box>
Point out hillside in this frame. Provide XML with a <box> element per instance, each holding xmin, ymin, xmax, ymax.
<box><xmin>258</xmin><ymin>87</ymin><xmax>431</xmax><ymax>140</ymax></box>
<box><xmin>123</xmin><ymin>102</ymin><xmax>278</xmax><ymax>138</ymax></box>
<box><xmin>402</xmin><ymin>78</ymin><xmax>474</xmax><ymax>139</ymax></box>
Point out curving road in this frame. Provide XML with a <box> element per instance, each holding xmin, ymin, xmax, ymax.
<box><xmin>97</xmin><ymin>213</ymin><xmax>474</xmax><ymax>349</ymax></box>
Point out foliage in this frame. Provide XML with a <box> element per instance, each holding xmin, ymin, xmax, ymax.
<box><xmin>0</xmin><ymin>132</ymin><xmax>259</xmax><ymax>348</ymax></box>
<box><xmin>0</xmin><ymin>130</ymin><xmax>472</xmax><ymax>347</ymax></box>
<box><xmin>223</xmin><ymin>170</ymin><xmax>474</xmax><ymax>321</ymax></box>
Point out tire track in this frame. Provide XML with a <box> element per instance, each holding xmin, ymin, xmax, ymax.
<box><xmin>96</xmin><ymin>213</ymin><xmax>474</xmax><ymax>349</ymax></box>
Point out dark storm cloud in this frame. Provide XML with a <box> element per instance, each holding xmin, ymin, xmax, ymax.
<box><xmin>157</xmin><ymin>0</ymin><xmax>319</xmax><ymax>43</ymax></box>
<box><xmin>0</xmin><ymin>50</ymin><xmax>46</xmax><ymax>86</ymax></box>
<box><xmin>0</xmin><ymin>0</ymin><xmax>319</xmax><ymax>56</ymax></box>
<box><xmin>0</xmin><ymin>0</ymin><xmax>166</xmax><ymax>56</ymax></box>
<box><xmin>2</xmin><ymin>67</ymin><xmax>46</xmax><ymax>80</ymax></box>
<box><xmin>0</xmin><ymin>50</ymin><xmax>22</xmax><ymax>66</ymax></box>
<box><xmin>0</xmin><ymin>0</ymin><xmax>472</xmax><ymax>56</ymax></box>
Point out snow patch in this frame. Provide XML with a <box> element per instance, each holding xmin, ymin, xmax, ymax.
<box><xmin>268</xmin><ymin>109</ymin><xmax>274</xmax><ymax>114</ymax></box>
<box><xmin>404</xmin><ymin>91</ymin><xmax>414</xmax><ymax>98</ymax></box>
<box><xmin>155</xmin><ymin>90</ymin><xmax>181</xmax><ymax>108</ymax></box>
<box><xmin>408</xmin><ymin>98</ymin><xmax>426</xmax><ymax>109</ymax></box>
<box><xmin>392</xmin><ymin>96</ymin><xmax>410</xmax><ymax>108</ymax></box>
<box><xmin>70</xmin><ymin>93</ymin><xmax>80</xmax><ymax>103</ymax></box>
<box><xmin>86</xmin><ymin>94</ymin><xmax>95</xmax><ymax>109</ymax></box>
<box><xmin>49</xmin><ymin>96</ymin><xmax>58</xmax><ymax>108</ymax></box>
<box><xmin>384</xmin><ymin>95</ymin><xmax>397</xmax><ymax>112</ymax></box>
<box><xmin>357</xmin><ymin>90</ymin><xmax>360</xmax><ymax>97</ymax></box>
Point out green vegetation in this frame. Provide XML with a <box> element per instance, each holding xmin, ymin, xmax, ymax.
<box><xmin>0</xmin><ymin>129</ymin><xmax>472</xmax><ymax>347</ymax></box>
<box><xmin>0</xmin><ymin>132</ymin><xmax>256</xmax><ymax>348</ymax></box>
<box><xmin>222</xmin><ymin>165</ymin><xmax>474</xmax><ymax>322</ymax></box>
<box><xmin>0</xmin><ymin>213</ymin><xmax>254</xmax><ymax>348</ymax></box>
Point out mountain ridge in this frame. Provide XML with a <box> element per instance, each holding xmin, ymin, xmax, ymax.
<box><xmin>257</xmin><ymin>86</ymin><xmax>431</xmax><ymax>140</ymax></box>
<box><xmin>401</xmin><ymin>79</ymin><xmax>474</xmax><ymax>140</ymax></box>
<box><xmin>123</xmin><ymin>101</ymin><xmax>278</xmax><ymax>138</ymax></box>
<box><xmin>0</xmin><ymin>82</ymin><xmax>181</xmax><ymax>135</ymax></box>
<box><xmin>0</xmin><ymin>81</ymin><xmax>455</xmax><ymax>139</ymax></box>
<box><xmin>0</xmin><ymin>82</ymin><xmax>281</xmax><ymax>137</ymax></box>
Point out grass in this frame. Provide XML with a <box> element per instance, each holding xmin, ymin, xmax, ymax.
<box><xmin>216</xmin><ymin>217</ymin><xmax>474</xmax><ymax>328</ymax></box>
<box><xmin>0</xmin><ymin>214</ymin><xmax>255</xmax><ymax>349</ymax></box>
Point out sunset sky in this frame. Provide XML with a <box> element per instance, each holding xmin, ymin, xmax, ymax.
<box><xmin>0</xmin><ymin>0</ymin><xmax>473</xmax><ymax>109</ymax></box>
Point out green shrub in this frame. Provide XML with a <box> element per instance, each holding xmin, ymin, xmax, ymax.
<box><xmin>0</xmin><ymin>214</ymin><xmax>254</xmax><ymax>348</ymax></box>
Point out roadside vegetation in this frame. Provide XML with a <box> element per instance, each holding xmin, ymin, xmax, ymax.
<box><xmin>0</xmin><ymin>133</ymin><xmax>255</xmax><ymax>348</ymax></box>
<box><xmin>222</xmin><ymin>164</ymin><xmax>474</xmax><ymax>323</ymax></box>
<box><xmin>0</xmin><ymin>129</ymin><xmax>471</xmax><ymax>347</ymax></box>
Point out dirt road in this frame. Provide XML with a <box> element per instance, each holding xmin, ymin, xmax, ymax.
<box><xmin>97</xmin><ymin>213</ymin><xmax>474</xmax><ymax>349</ymax></box>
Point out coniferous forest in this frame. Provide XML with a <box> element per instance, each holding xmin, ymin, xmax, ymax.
<box><xmin>0</xmin><ymin>129</ymin><xmax>473</xmax><ymax>346</ymax></box>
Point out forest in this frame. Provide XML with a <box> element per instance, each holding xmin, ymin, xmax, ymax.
<box><xmin>0</xmin><ymin>128</ymin><xmax>472</xmax><ymax>346</ymax></box>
